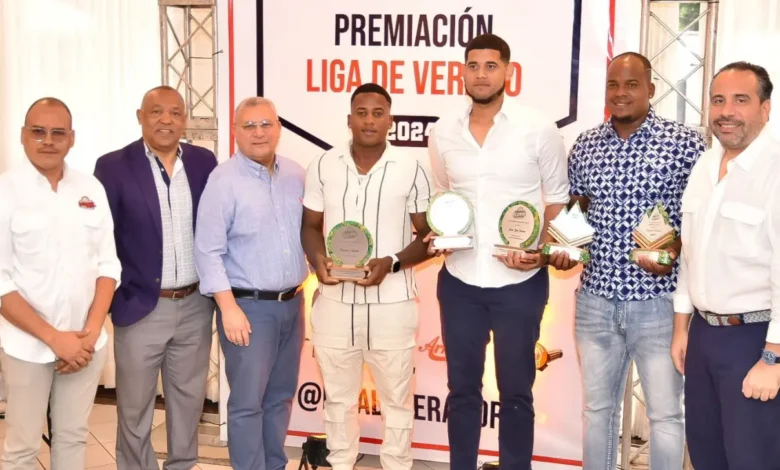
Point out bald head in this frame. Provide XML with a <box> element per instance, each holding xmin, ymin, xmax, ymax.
<box><xmin>25</xmin><ymin>98</ymin><xmax>72</xmax><ymax>128</ymax></box>
<box><xmin>609</xmin><ymin>52</ymin><xmax>653</xmax><ymax>81</ymax></box>
<box><xmin>140</xmin><ymin>85</ymin><xmax>184</xmax><ymax>110</ymax></box>
<box><xmin>137</xmin><ymin>86</ymin><xmax>186</xmax><ymax>155</ymax></box>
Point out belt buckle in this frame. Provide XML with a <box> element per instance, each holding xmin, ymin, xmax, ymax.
<box><xmin>171</xmin><ymin>290</ymin><xmax>182</xmax><ymax>301</ymax></box>
<box><xmin>277</xmin><ymin>291</ymin><xmax>284</xmax><ymax>302</ymax></box>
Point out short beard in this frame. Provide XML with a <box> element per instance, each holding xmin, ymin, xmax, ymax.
<box><xmin>466</xmin><ymin>83</ymin><xmax>506</xmax><ymax>105</ymax></box>
<box><xmin>611</xmin><ymin>113</ymin><xmax>640</xmax><ymax>124</ymax></box>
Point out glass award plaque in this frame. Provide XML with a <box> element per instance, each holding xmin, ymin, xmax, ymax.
<box><xmin>326</xmin><ymin>221</ymin><xmax>373</xmax><ymax>281</ymax></box>
<box><xmin>493</xmin><ymin>201</ymin><xmax>541</xmax><ymax>257</ymax></box>
<box><xmin>426</xmin><ymin>191</ymin><xmax>474</xmax><ymax>251</ymax></box>
<box><xmin>541</xmin><ymin>201</ymin><xmax>594</xmax><ymax>263</ymax></box>
<box><xmin>629</xmin><ymin>202</ymin><xmax>676</xmax><ymax>266</ymax></box>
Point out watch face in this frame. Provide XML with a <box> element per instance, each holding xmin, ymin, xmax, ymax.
<box><xmin>762</xmin><ymin>350</ymin><xmax>778</xmax><ymax>364</ymax></box>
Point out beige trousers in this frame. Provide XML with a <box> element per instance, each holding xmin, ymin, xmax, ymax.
<box><xmin>312</xmin><ymin>297</ymin><xmax>418</xmax><ymax>470</ymax></box>
<box><xmin>0</xmin><ymin>347</ymin><xmax>107</xmax><ymax>470</ymax></box>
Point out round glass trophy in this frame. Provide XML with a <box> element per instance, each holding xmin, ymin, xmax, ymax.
<box><xmin>493</xmin><ymin>201</ymin><xmax>540</xmax><ymax>257</ymax></box>
<box><xmin>326</xmin><ymin>221</ymin><xmax>373</xmax><ymax>281</ymax></box>
<box><xmin>426</xmin><ymin>191</ymin><xmax>474</xmax><ymax>251</ymax></box>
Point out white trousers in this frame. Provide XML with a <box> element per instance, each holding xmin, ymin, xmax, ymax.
<box><xmin>311</xmin><ymin>296</ymin><xmax>418</xmax><ymax>470</ymax></box>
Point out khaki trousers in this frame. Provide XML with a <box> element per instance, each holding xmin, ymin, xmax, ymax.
<box><xmin>0</xmin><ymin>347</ymin><xmax>107</xmax><ymax>470</ymax></box>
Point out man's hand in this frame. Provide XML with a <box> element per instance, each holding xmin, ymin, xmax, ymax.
<box><xmin>357</xmin><ymin>257</ymin><xmax>393</xmax><ymax>287</ymax></box>
<box><xmin>221</xmin><ymin>305</ymin><xmax>252</xmax><ymax>347</ymax></box>
<box><xmin>635</xmin><ymin>248</ymin><xmax>677</xmax><ymax>276</ymax></box>
<box><xmin>314</xmin><ymin>254</ymin><xmax>339</xmax><ymax>286</ymax></box>
<box><xmin>743</xmin><ymin>361</ymin><xmax>780</xmax><ymax>401</ymax></box>
<box><xmin>670</xmin><ymin>328</ymin><xmax>688</xmax><ymax>375</ymax></box>
<box><xmin>496</xmin><ymin>250</ymin><xmax>546</xmax><ymax>271</ymax></box>
<box><xmin>48</xmin><ymin>331</ymin><xmax>93</xmax><ymax>370</ymax></box>
<box><xmin>548</xmin><ymin>250</ymin><xmax>578</xmax><ymax>271</ymax></box>
<box><xmin>423</xmin><ymin>232</ymin><xmax>454</xmax><ymax>257</ymax></box>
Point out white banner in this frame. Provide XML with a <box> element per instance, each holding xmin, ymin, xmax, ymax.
<box><xmin>217</xmin><ymin>1</ymin><xmax>615</xmax><ymax>468</ymax></box>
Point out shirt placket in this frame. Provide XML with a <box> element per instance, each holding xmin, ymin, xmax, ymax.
<box><xmin>269</xmin><ymin>174</ymin><xmax>292</xmax><ymax>281</ymax></box>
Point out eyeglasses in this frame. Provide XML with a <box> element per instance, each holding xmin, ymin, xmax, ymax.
<box><xmin>26</xmin><ymin>126</ymin><xmax>71</xmax><ymax>143</ymax></box>
<box><xmin>240</xmin><ymin>120</ymin><xmax>277</xmax><ymax>133</ymax></box>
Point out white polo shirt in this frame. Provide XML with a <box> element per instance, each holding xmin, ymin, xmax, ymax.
<box><xmin>428</xmin><ymin>101</ymin><xmax>570</xmax><ymax>289</ymax></box>
<box><xmin>303</xmin><ymin>142</ymin><xmax>432</xmax><ymax>305</ymax></box>
<box><xmin>0</xmin><ymin>159</ymin><xmax>122</xmax><ymax>363</ymax></box>
<box><xmin>674</xmin><ymin>126</ymin><xmax>780</xmax><ymax>343</ymax></box>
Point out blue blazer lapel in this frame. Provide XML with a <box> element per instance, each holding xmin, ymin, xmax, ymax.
<box><xmin>128</xmin><ymin>139</ymin><xmax>163</xmax><ymax>241</ymax></box>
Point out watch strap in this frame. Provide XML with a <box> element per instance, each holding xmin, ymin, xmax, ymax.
<box><xmin>390</xmin><ymin>254</ymin><xmax>401</xmax><ymax>273</ymax></box>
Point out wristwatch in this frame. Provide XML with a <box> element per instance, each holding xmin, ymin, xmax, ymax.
<box><xmin>390</xmin><ymin>254</ymin><xmax>401</xmax><ymax>273</ymax></box>
<box><xmin>761</xmin><ymin>349</ymin><xmax>780</xmax><ymax>365</ymax></box>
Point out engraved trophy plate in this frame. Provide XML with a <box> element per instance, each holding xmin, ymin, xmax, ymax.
<box><xmin>327</xmin><ymin>221</ymin><xmax>373</xmax><ymax>281</ymax></box>
<box><xmin>426</xmin><ymin>191</ymin><xmax>474</xmax><ymax>251</ymax></box>
<box><xmin>541</xmin><ymin>201</ymin><xmax>594</xmax><ymax>264</ymax></box>
<box><xmin>493</xmin><ymin>201</ymin><xmax>541</xmax><ymax>257</ymax></box>
<box><xmin>630</xmin><ymin>202</ymin><xmax>676</xmax><ymax>266</ymax></box>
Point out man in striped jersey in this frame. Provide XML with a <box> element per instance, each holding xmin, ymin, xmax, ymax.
<box><xmin>301</xmin><ymin>83</ymin><xmax>433</xmax><ymax>470</ymax></box>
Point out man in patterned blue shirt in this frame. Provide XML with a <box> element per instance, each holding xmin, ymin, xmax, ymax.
<box><xmin>550</xmin><ymin>52</ymin><xmax>706</xmax><ymax>470</ymax></box>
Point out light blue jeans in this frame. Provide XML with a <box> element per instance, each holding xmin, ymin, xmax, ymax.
<box><xmin>575</xmin><ymin>290</ymin><xmax>684</xmax><ymax>470</ymax></box>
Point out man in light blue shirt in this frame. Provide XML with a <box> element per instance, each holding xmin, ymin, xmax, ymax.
<box><xmin>194</xmin><ymin>97</ymin><xmax>308</xmax><ymax>470</ymax></box>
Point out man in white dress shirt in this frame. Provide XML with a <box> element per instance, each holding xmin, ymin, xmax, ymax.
<box><xmin>0</xmin><ymin>98</ymin><xmax>121</xmax><ymax>470</ymax></box>
<box><xmin>672</xmin><ymin>61</ymin><xmax>780</xmax><ymax>469</ymax></box>
<box><xmin>426</xmin><ymin>34</ymin><xmax>569</xmax><ymax>470</ymax></box>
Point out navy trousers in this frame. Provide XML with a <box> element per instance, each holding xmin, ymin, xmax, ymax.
<box><xmin>684</xmin><ymin>313</ymin><xmax>780</xmax><ymax>470</ymax></box>
<box><xmin>437</xmin><ymin>266</ymin><xmax>549</xmax><ymax>470</ymax></box>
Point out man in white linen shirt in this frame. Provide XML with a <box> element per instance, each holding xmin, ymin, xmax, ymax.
<box><xmin>0</xmin><ymin>98</ymin><xmax>121</xmax><ymax>470</ymax></box>
<box><xmin>672</xmin><ymin>61</ymin><xmax>780</xmax><ymax>470</ymax></box>
<box><xmin>425</xmin><ymin>34</ymin><xmax>569</xmax><ymax>470</ymax></box>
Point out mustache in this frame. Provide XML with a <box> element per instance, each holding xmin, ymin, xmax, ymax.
<box><xmin>714</xmin><ymin>118</ymin><xmax>744</xmax><ymax>126</ymax></box>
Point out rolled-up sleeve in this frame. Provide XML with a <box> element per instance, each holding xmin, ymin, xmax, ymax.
<box><xmin>0</xmin><ymin>184</ymin><xmax>17</xmax><ymax>299</ymax></box>
<box><xmin>427</xmin><ymin>125</ymin><xmax>450</xmax><ymax>193</ymax></box>
<box><xmin>673</xmin><ymin>246</ymin><xmax>694</xmax><ymax>314</ymax></box>
<box><xmin>94</xmin><ymin>184</ymin><xmax>122</xmax><ymax>286</ymax></box>
<box><xmin>194</xmin><ymin>174</ymin><xmax>233</xmax><ymax>296</ymax></box>
<box><xmin>407</xmin><ymin>158</ymin><xmax>433</xmax><ymax>214</ymax></box>
<box><xmin>767</xmin><ymin>181</ymin><xmax>780</xmax><ymax>344</ymax></box>
<box><xmin>537</xmin><ymin>123</ymin><xmax>571</xmax><ymax>205</ymax></box>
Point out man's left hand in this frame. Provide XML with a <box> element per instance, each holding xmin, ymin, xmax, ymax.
<box><xmin>357</xmin><ymin>257</ymin><xmax>393</xmax><ymax>287</ymax></box>
<box><xmin>496</xmin><ymin>250</ymin><xmax>546</xmax><ymax>271</ymax></box>
<box><xmin>635</xmin><ymin>248</ymin><xmax>677</xmax><ymax>276</ymax></box>
<box><xmin>743</xmin><ymin>361</ymin><xmax>780</xmax><ymax>401</ymax></box>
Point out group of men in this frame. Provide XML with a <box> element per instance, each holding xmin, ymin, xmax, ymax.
<box><xmin>0</xmin><ymin>31</ymin><xmax>778</xmax><ymax>470</ymax></box>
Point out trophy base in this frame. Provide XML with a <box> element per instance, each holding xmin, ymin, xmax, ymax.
<box><xmin>630</xmin><ymin>249</ymin><xmax>672</xmax><ymax>266</ymax></box>
<box><xmin>541</xmin><ymin>243</ymin><xmax>591</xmax><ymax>263</ymax></box>
<box><xmin>432</xmin><ymin>235</ymin><xmax>473</xmax><ymax>251</ymax></box>
<box><xmin>329</xmin><ymin>266</ymin><xmax>368</xmax><ymax>281</ymax></box>
<box><xmin>493</xmin><ymin>244</ymin><xmax>537</xmax><ymax>257</ymax></box>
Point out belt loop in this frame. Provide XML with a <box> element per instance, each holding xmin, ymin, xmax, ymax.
<box><xmin>253</xmin><ymin>290</ymin><xmax>259</xmax><ymax>301</ymax></box>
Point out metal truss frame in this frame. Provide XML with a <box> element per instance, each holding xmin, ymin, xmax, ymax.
<box><xmin>622</xmin><ymin>5</ymin><xmax>720</xmax><ymax>467</ymax></box>
<box><xmin>158</xmin><ymin>0</ymin><xmax>223</xmax><ymax>448</ymax></box>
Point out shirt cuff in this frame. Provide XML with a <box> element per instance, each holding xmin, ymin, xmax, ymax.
<box><xmin>0</xmin><ymin>279</ymin><xmax>18</xmax><ymax>298</ymax></box>
<box><xmin>199</xmin><ymin>273</ymin><xmax>232</xmax><ymax>297</ymax></box>
<box><xmin>673</xmin><ymin>293</ymin><xmax>694</xmax><ymax>314</ymax></box>
<box><xmin>544</xmin><ymin>192</ymin><xmax>571</xmax><ymax>205</ymax></box>
<box><xmin>766</xmin><ymin>319</ymin><xmax>780</xmax><ymax>344</ymax></box>
<box><xmin>98</xmin><ymin>265</ymin><xmax>122</xmax><ymax>285</ymax></box>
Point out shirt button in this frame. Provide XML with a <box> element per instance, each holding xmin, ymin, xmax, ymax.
<box><xmin>155</xmin><ymin>278</ymin><xmax>161</xmax><ymax>283</ymax></box>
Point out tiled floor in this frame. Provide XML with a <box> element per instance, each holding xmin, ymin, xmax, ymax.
<box><xmin>0</xmin><ymin>403</ymin><xmax>653</xmax><ymax>470</ymax></box>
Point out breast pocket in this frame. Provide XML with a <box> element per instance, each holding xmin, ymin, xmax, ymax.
<box><xmin>78</xmin><ymin>212</ymin><xmax>104</xmax><ymax>257</ymax></box>
<box><xmin>717</xmin><ymin>201</ymin><xmax>765</xmax><ymax>258</ymax></box>
<box><xmin>680</xmin><ymin>196</ymin><xmax>701</xmax><ymax>249</ymax></box>
<box><xmin>10</xmin><ymin>213</ymin><xmax>50</xmax><ymax>259</ymax></box>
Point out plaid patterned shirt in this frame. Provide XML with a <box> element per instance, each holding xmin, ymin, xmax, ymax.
<box><xmin>568</xmin><ymin>108</ymin><xmax>706</xmax><ymax>301</ymax></box>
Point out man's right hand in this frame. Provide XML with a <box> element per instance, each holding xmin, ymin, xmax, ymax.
<box><xmin>548</xmin><ymin>250</ymin><xmax>578</xmax><ymax>271</ymax></box>
<box><xmin>315</xmin><ymin>255</ymin><xmax>339</xmax><ymax>285</ymax></box>
<box><xmin>48</xmin><ymin>331</ymin><xmax>92</xmax><ymax>370</ymax></box>
<box><xmin>423</xmin><ymin>232</ymin><xmax>454</xmax><ymax>257</ymax></box>
<box><xmin>221</xmin><ymin>305</ymin><xmax>252</xmax><ymax>347</ymax></box>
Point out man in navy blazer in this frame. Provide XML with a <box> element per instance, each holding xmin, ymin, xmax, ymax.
<box><xmin>94</xmin><ymin>86</ymin><xmax>218</xmax><ymax>470</ymax></box>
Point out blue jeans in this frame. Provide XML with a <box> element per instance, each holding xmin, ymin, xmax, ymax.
<box><xmin>216</xmin><ymin>293</ymin><xmax>304</xmax><ymax>470</ymax></box>
<box><xmin>575</xmin><ymin>290</ymin><xmax>684</xmax><ymax>470</ymax></box>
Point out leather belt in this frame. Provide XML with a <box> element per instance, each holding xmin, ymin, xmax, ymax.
<box><xmin>231</xmin><ymin>285</ymin><xmax>302</xmax><ymax>302</ymax></box>
<box><xmin>160</xmin><ymin>282</ymin><xmax>199</xmax><ymax>300</ymax></box>
<box><xmin>695</xmin><ymin>308</ymin><xmax>771</xmax><ymax>327</ymax></box>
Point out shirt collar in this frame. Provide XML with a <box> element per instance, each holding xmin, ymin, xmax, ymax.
<box><xmin>460</xmin><ymin>98</ymin><xmax>517</xmax><ymax>124</ymax></box>
<box><xmin>237</xmin><ymin>150</ymin><xmax>280</xmax><ymax>178</ymax></box>
<box><xmin>601</xmin><ymin>106</ymin><xmax>662</xmax><ymax>139</ymax></box>
<box><xmin>143</xmin><ymin>141</ymin><xmax>183</xmax><ymax>161</ymax></box>
<box><xmin>19</xmin><ymin>156</ymin><xmax>71</xmax><ymax>189</ymax></box>
<box><xmin>730</xmin><ymin>124</ymin><xmax>773</xmax><ymax>171</ymax></box>
<box><xmin>339</xmin><ymin>141</ymin><xmax>398</xmax><ymax>173</ymax></box>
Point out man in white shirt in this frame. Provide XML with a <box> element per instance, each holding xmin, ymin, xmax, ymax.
<box><xmin>0</xmin><ymin>98</ymin><xmax>121</xmax><ymax>470</ymax></box>
<box><xmin>426</xmin><ymin>34</ymin><xmax>569</xmax><ymax>470</ymax></box>
<box><xmin>301</xmin><ymin>83</ymin><xmax>433</xmax><ymax>470</ymax></box>
<box><xmin>672</xmin><ymin>62</ymin><xmax>780</xmax><ymax>469</ymax></box>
